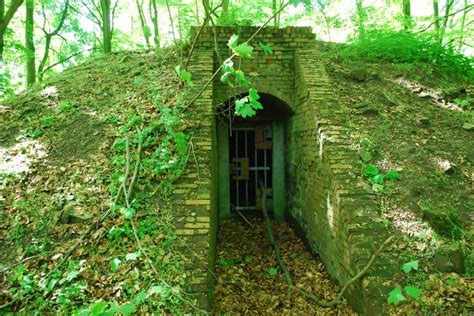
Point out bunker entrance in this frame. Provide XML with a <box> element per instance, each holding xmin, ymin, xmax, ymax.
<box><xmin>216</xmin><ymin>93</ymin><xmax>291</xmax><ymax>221</ymax></box>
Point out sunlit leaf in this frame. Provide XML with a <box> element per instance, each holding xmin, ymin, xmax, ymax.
<box><xmin>267</xmin><ymin>267</ymin><xmax>278</xmax><ymax>277</ymax></box>
<box><xmin>233</xmin><ymin>43</ymin><xmax>254</xmax><ymax>58</ymax></box>
<box><xmin>405</xmin><ymin>286</ymin><xmax>422</xmax><ymax>300</ymax></box>
<box><xmin>402</xmin><ymin>260</ymin><xmax>419</xmax><ymax>273</ymax></box>
<box><xmin>363</xmin><ymin>165</ymin><xmax>379</xmax><ymax>177</ymax></box>
<box><xmin>259</xmin><ymin>42</ymin><xmax>273</xmax><ymax>55</ymax></box>
<box><xmin>387</xmin><ymin>287</ymin><xmax>405</xmax><ymax>304</ymax></box>
<box><xmin>111</xmin><ymin>258</ymin><xmax>121</xmax><ymax>272</ymax></box>
<box><xmin>385</xmin><ymin>170</ymin><xmax>400</xmax><ymax>180</ymax></box>
<box><xmin>227</xmin><ymin>34</ymin><xmax>239</xmax><ymax>49</ymax></box>
<box><xmin>125</xmin><ymin>251</ymin><xmax>140</xmax><ymax>261</ymax></box>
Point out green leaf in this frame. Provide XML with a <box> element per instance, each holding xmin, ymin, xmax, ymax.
<box><xmin>385</xmin><ymin>170</ymin><xmax>400</xmax><ymax>181</ymax></box>
<box><xmin>267</xmin><ymin>267</ymin><xmax>278</xmax><ymax>277</ymax></box>
<box><xmin>402</xmin><ymin>260</ymin><xmax>419</xmax><ymax>273</ymax></box>
<box><xmin>234</xmin><ymin>70</ymin><xmax>249</xmax><ymax>87</ymax></box>
<box><xmin>372</xmin><ymin>183</ymin><xmax>384</xmax><ymax>193</ymax></box>
<box><xmin>235</xmin><ymin>97</ymin><xmax>256</xmax><ymax>118</ymax></box>
<box><xmin>234</xmin><ymin>43</ymin><xmax>254</xmax><ymax>58</ymax></box>
<box><xmin>133</xmin><ymin>291</ymin><xmax>148</xmax><ymax>305</ymax></box>
<box><xmin>363</xmin><ymin>165</ymin><xmax>379</xmax><ymax>177</ymax></box>
<box><xmin>90</xmin><ymin>301</ymin><xmax>108</xmax><ymax>315</ymax></box>
<box><xmin>111</xmin><ymin>258</ymin><xmax>121</xmax><ymax>272</ymax></box>
<box><xmin>388</xmin><ymin>287</ymin><xmax>405</xmax><ymax>304</ymax></box>
<box><xmin>405</xmin><ymin>286</ymin><xmax>422</xmax><ymax>300</ymax></box>
<box><xmin>259</xmin><ymin>42</ymin><xmax>273</xmax><ymax>55</ymax></box>
<box><xmin>175</xmin><ymin>65</ymin><xmax>193</xmax><ymax>87</ymax></box>
<box><xmin>370</xmin><ymin>174</ymin><xmax>384</xmax><ymax>185</ymax></box>
<box><xmin>227</xmin><ymin>34</ymin><xmax>239</xmax><ymax>49</ymax></box>
<box><xmin>125</xmin><ymin>251</ymin><xmax>141</xmax><ymax>261</ymax></box>
<box><xmin>120</xmin><ymin>303</ymin><xmax>136</xmax><ymax>316</ymax></box>
<box><xmin>120</xmin><ymin>207</ymin><xmax>135</xmax><ymax>219</ymax></box>
<box><xmin>150</xmin><ymin>284</ymin><xmax>166</xmax><ymax>295</ymax></box>
<box><xmin>218</xmin><ymin>258</ymin><xmax>234</xmax><ymax>266</ymax></box>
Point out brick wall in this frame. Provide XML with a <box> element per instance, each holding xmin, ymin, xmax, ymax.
<box><xmin>173</xmin><ymin>26</ymin><xmax>392</xmax><ymax>313</ymax></box>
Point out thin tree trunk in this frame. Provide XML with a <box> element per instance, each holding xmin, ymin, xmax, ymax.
<box><xmin>0</xmin><ymin>0</ymin><xmax>24</xmax><ymax>61</ymax></box>
<box><xmin>165</xmin><ymin>0</ymin><xmax>176</xmax><ymax>42</ymax></box>
<box><xmin>272</xmin><ymin>0</ymin><xmax>278</xmax><ymax>27</ymax></box>
<box><xmin>149</xmin><ymin>0</ymin><xmax>160</xmax><ymax>49</ymax></box>
<box><xmin>439</xmin><ymin>0</ymin><xmax>454</xmax><ymax>44</ymax></box>
<box><xmin>136</xmin><ymin>0</ymin><xmax>150</xmax><ymax>48</ymax></box>
<box><xmin>194</xmin><ymin>0</ymin><xmax>199</xmax><ymax>24</ymax></box>
<box><xmin>100</xmin><ymin>0</ymin><xmax>112</xmax><ymax>53</ymax></box>
<box><xmin>202</xmin><ymin>0</ymin><xmax>210</xmax><ymax>25</ymax></box>
<box><xmin>433</xmin><ymin>0</ymin><xmax>440</xmax><ymax>41</ymax></box>
<box><xmin>222</xmin><ymin>0</ymin><xmax>229</xmax><ymax>19</ymax></box>
<box><xmin>38</xmin><ymin>0</ymin><xmax>70</xmax><ymax>80</ymax></box>
<box><xmin>356</xmin><ymin>0</ymin><xmax>365</xmax><ymax>39</ymax></box>
<box><xmin>402</xmin><ymin>0</ymin><xmax>412</xmax><ymax>30</ymax></box>
<box><xmin>458</xmin><ymin>0</ymin><xmax>468</xmax><ymax>50</ymax></box>
<box><xmin>25</xmin><ymin>0</ymin><xmax>35</xmax><ymax>86</ymax></box>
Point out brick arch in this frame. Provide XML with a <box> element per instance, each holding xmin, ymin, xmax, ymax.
<box><xmin>215</xmin><ymin>91</ymin><xmax>294</xmax><ymax>119</ymax></box>
<box><xmin>213</xmin><ymin>86</ymin><xmax>294</xmax><ymax>113</ymax></box>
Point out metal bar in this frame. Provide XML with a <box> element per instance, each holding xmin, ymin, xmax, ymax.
<box><xmin>254</xmin><ymin>130</ymin><xmax>258</xmax><ymax>209</ymax></box>
<box><xmin>264</xmin><ymin>147</ymin><xmax>267</xmax><ymax>187</ymax></box>
<box><xmin>235</xmin><ymin>130</ymin><xmax>239</xmax><ymax>208</ymax></box>
<box><xmin>232</xmin><ymin>127</ymin><xmax>254</xmax><ymax>131</ymax></box>
<box><xmin>245</xmin><ymin>130</ymin><xmax>249</xmax><ymax>207</ymax></box>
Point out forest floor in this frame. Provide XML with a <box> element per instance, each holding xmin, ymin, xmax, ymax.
<box><xmin>213</xmin><ymin>218</ymin><xmax>354</xmax><ymax>315</ymax></box>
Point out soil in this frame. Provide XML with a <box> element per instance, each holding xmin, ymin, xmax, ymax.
<box><xmin>213</xmin><ymin>217</ymin><xmax>355</xmax><ymax>315</ymax></box>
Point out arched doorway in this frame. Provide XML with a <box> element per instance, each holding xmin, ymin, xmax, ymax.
<box><xmin>216</xmin><ymin>93</ymin><xmax>292</xmax><ymax>221</ymax></box>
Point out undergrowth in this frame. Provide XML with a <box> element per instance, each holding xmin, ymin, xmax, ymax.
<box><xmin>0</xmin><ymin>48</ymin><xmax>201</xmax><ymax>314</ymax></box>
<box><xmin>341</xmin><ymin>30</ymin><xmax>474</xmax><ymax>80</ymax></box>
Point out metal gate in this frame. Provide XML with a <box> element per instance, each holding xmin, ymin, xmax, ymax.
<box><xmin>229</xmin><ymin>125</ymin><xmax>273</xmax><ymax>211</ymax></box>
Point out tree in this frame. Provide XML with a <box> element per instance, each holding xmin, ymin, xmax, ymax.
<box><xmin>80</xmin><ymin>0</ymin><xmax>118</xmax><ymax>54</ymax></box>
<box><xmin>135</xmin><ymin>0</ymin><xmax>150</xmax><ymax>48</ymax></box>
<box><xmin>149</xmin><ymin>0</ymin><xmax>160</xmax><ymax>49</ymax></box>
<box><xmin>402</xmin><ymin>0</ymin><xmax>411</xmax><ymax>30</ymax></box>
<box><xmin>100</xmin><ymin>0</ymin><xmax>112</xmax><ymax>53</ymax></box>
<box><xmin>355</xmin><ymin>0</ymin><xmax>365</xmax><ymax>39</ymax></box>
<box><xmin>457</xmin><ymin>0</ymin><xmax>468</xmax><ymax>50</ymax></box>
<box><xmin>0</xmin><ymin>0</ymin><xmax>24</xmax><ymax>61</ymax></box>
<box><xmin>37</xmin><ymin>0</ymin><xmax>70</xmax><ymax>81</ymax></box>
<box><xmin>433</xmin><ymin>0</ymin><xmax>440</xmax><ymax>40</ymax></box>
<box><xmin>25</xmin><ymin>0</ymin><xmax>35</xmax><ymax>86</ymax></box>
<box><xmin>439</xmin><ymin>0</ymin><xmax>454</xmax><ymax>43</ymax></box>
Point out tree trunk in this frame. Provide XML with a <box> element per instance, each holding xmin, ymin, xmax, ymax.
<box><xmin>149</xmin><ymin>0</ymin><xmax>160</xmax><ymax>49</ymax></box>
<box><xmin>272</xmin><ymin>0</ymin><xmax>278</xmax><ymax>27</ymax></box>
<box><xmin>222</xmin><ymin>0</ymin><xmax>229</xmax><ymax>17</ymax></box>
<box><xmin>439</xmin><ymin>0</ymin><xmax>454</xmax><ymax>44</ymax></box>
<box><xmin>136</xmin><ymin>0</ymin><xmax>150</xmax><ymax>48</ymax></box>
<box><xmin>457</xmin><ymin>0</ymin><xmax>468</xmax><ymax>50</ymax></box>
<box><xmin>433</xmin><ymin>0</ymin><xmax>440</xmax><ymax>41</ymax></box>
<box><xmin>356</xmin><ymin>0</ymin><xmax>365</xmax><ymax>39</ymax></box>
<box><xmin>402</xmin><ymin>0</ymin><xmax>412</xmax><ymax>30</ymax></box>
<box><xmin>0</xmin><ymin>0</ymin><xmax>24</xmax><ymax>61</ymax></box>
<box><xmin>25</xmin><ymin>0</ymin><xmax>35</xmax><ymax>86</ymax></box>
<box><xmin>100</xmin><ymin>0</ymin><xmax>112</xmax><ymax>53</ymax></box>
<box><xmin>165</xmin><ymin>0</ymin><xmax>176</xmax><ymax>42</ymax></box>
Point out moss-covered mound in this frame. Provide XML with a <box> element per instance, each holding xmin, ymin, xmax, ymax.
<box><xmin>322</xmin><ymin>42</ymin><xmax>473</xmax><ymax>313</ymax></box>
<box><xmin>0</xmin><ymin>48</ymin><xmax>198</xmax><ymax>313</ymax></box>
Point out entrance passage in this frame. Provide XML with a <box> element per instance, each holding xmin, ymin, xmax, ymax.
<box><xmin>229</xmin><ymin>125</ymin><xmax>273</xmax><ymax>212</ymax></box>
<box><xmin>217</xmin><ymin>93</ymin><xmax>291</xmax><ymax>221</ymax></box>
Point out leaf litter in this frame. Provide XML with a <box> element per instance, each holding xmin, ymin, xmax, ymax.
<box><xmin>213</xmin><ymin>218</ymin><xmax>355</xmax><ymax>315</ymax></box>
